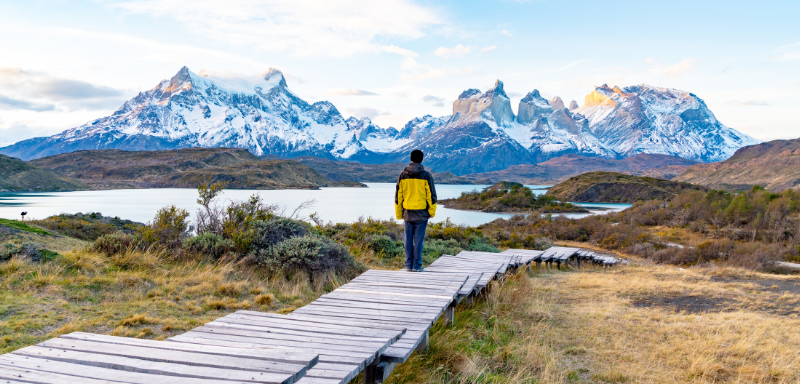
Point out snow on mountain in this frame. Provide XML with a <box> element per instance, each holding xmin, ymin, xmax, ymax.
<box><xmin>575</xmin><ymin>84</ymin><xmax>760</xmax><ymax>162</ymax></box>
<box><xmin>0</xmin><ymin>67</ymin><xmax>760</xmax><ymax>175</ymax></box>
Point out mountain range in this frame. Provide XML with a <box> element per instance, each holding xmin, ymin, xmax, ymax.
<box><xmin>0</xmin><ymin>67</ymin><xmax>759</xmax><ymax>175</ymax></box>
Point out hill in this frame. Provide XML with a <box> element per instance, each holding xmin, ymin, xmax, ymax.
<box><xmin>30</xmin><ymin>148</ymin><xmax>363</xmax><ymax>189</ymax></box>
<box><xmin>546</xmin><ymin>172</ymin><xmax>706</xmax><ymax>203</ymax></box>
<box><xmin>439</xmin><ymin>181</ymin><xmax>588</xmax><ymax>213</ymax></box>
<box><xmin>290</xmin><ymin>156</ymin><xmax>481</xmax><ymax>184</ymax></box>
<box><xmin>461</xmin><ymin>153</ymin><xmax>697</xmax><ymax>184</ymax></box>
<box><xmin>674</xmin><ymin>138</ymin><xmax>800</xmax><ymax>191</ymax></box>
<box><xmin>0</xmin><ymin>154</ymin><xmax>88</xmax><ymax>192</ymax></box>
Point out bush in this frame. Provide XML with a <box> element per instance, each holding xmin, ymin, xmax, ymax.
<box><xmin>137</xmin><ymin>205</ymin><xmax>191</xmax><ymax>250</ymax></box>
<box><xmin>250</xmin><ymin>218</ymin><xmax>309</xmax><ymax>251</ymax></box>
<box><xmin>92</xmin><ymin>231</ymin><xmax>138</xmax><ymax>256</ymax></box>
<box><xmin>183</xmin><ymin>233</ymin><xmax>236</xmax><ymax>259</ymax></box>
<box><xmin>422</xmin><ymin>238</ymin><xmax>462</xmax><ymax>265</ymax></box>
<box><xmin>0</xmin><ymin>242</ymin><xmax>58</xmax><ymax>262</ymax></box>
<box><xmin>253</xmin><ymin>235</ymin><xmax>358</xmax><ymax>276</ymax></box>
<box><xmin>368</xmin><ymin>234</ymin><xmax>404</xmax><ymax>258</ymax></box>
<box><xmin>465</xmin><ymin>236</ymin><xmax>500</xmax><ymax>253</ymax></box>
<box><xmin>32</xmin><ymin>212</ymin><xmax>142</xmax><ymax>241</ymax></box>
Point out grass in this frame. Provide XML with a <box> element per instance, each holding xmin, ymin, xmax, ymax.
<box><xmin>0</xmin><ymin>218</ymin><xmax>52</xmax><ymax>236</ymax></box>
<box><xmin>381</xmin><ymin>262</ymin><xmax>800</xmax><ymax>384</ymax></box>
<box><xmin>0</xmin><ymin>249</ymin><xmax>347</xmax><ymax>354</ymax></box>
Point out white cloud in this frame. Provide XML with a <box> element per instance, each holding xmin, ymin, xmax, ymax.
<box><xmin>400</xmin><ymin>58</ymin><xmax>476</xmax><ymax>81</ymax></box>
<box><xmin>0</xmin><ymin>67</ymin><xmax>126</xmax><ymax>111</ymax></box>
<box><xmin>500</xmin><ymin>29</ymin><xmax>513</xmax><ymax>37</ymax></box>
<box><xmin>113</xmin><ymin>0</ymin><xmax>444</xmax><ymax>57</ymax></box>
<box><xmin>662</xmin><ymin>59</ymin><xmax>698</xmax><ymax>78</ymax></box>
<box><xmin>382</xmin><ymin>45</ymin><xmax>419</xmax><ymax>57</ymax></box>
<box><xmin>422</xmin><ymin>95</ymin><xmax>445</xmax><ymax>107</ymax></box>
<box><xmin>434</xmin><ymin>44</ymin><xmax>473</xmax><ymax>59</ymax></box>
<box><xmin>346</xmin><ymin>107</ymin><xmax>387</xmax><ymax>119</ymax></box>
<box><xmin>480</xmin><ymin>45</ymin><xmax>496</xmax><ymax>52</ymax></box>
<box><xmin>727</xmin><ymin>100</ymin><xmax>769</xmax><ymax>107</ymax></box>
<box><xmin>326</xmin><ymin>89</ymin><xmax>379</xmax><ymax>96</ymax></box>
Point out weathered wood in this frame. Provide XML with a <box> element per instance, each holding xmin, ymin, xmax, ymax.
<box><xmin>362</xmin><ymin>360</ymin><xmax>378</xmax><ymax>384</ymax></box>
<box><xmin>415</xmin><ymin>330</ymin><xmax>429</xmax><ymax>353</ymax></box>
<box><xmin>14</xmin><ymin>346</ymin><xmax>295</xmax><ymax>384</ymax></box>
<box><xmin>0</xmin><ymin>355</ymin><xmax>232</xmax><ymax>384</ymax></box>
<box><xmin>61</xmin><ymin>332</ymin><xmax>319</xmax><ymax>367</ymax></box>
<box><xmin>444</xmin><ymin>302</ymin><xmax>455</xmax><ymax>327</ymax></box>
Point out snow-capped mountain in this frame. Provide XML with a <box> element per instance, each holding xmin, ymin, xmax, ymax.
<box><xmin>0</xmin><ymin>66</ymin><xmax>759</xmax><ymax>175</ymax></box>
<box><xmin>0</xmin><ymin>67</ymin><xmax>362</xmax><ymax>160</ymax></box>
<box><xmin>575</xmin><ymin>84</ymin><xmax>759</xmax><ymax>162</ymax></box>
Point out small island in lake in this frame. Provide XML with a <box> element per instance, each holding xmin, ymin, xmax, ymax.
<box><xmin>439</xmin><ymin>181</ymin><xmax>588</xmax><ymax>214</ymax></box>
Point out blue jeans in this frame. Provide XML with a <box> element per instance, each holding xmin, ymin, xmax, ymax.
<box><xmin>404</xmin><ymin>220</ymin><xmax>427</xmax><ymax>270</ymax></box>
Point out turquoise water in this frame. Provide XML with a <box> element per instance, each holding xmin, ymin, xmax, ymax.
<box><xmin>0</xmin><ymin>184</ymin><xmax>631</xmax><ymax>227</ymax></box>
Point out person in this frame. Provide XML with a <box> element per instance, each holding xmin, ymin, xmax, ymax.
<box><xmin>395</xmin><ymin>149</ymin><xmax>437</xmax><ymax>272</ymax></box>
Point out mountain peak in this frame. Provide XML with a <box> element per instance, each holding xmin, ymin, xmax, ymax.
<box><xmin>458</xmin><ymin>89</ymin><xmax>482</xmax><ymax>99</ymax></box>
<box><xmin>487</xmin><ymin>80</ymin><xmax>508</xmax><ymax>99</ymax></box>
<box><xmin>263</xmin><ymin>67</ymin><xmax>287</xmax><ymax>88</ymax></box>
<box><xmin>164</xmin><ymin>66</ymin><xmax>196</xmax><ymax>93</ymax></box>
<box><xmin>549</xmin><ymin>96</ymin><xmax>565</xmax><ymax>110</ymax></box>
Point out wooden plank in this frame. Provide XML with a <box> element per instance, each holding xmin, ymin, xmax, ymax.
<box><xmin>13</xmin><ymin>346</ymin><xmax>294</xmax><ymax>384</ymax></box>
<box><xmin>177</xmin><ymin>331</ymin><xmax>376</xmax><ymax>365</ymax></box>
<box><xmin>0</xmin><ymin>355</ymin><xmax>232</xmax><ymax>384</ymax></box>
<box><xmin>321</xmin><ymin>292</ymin><xmax>451</xmax><ymax>306</ymax></box>
<box><xmin>167</xmin><ymin>336</ymin><xmax>366</xmax><ymax>367</ymax></box>
<box><xmin>191</xmin><ymin>326</ymin><xmax>387</xmax><ymax>355</ymax></box>
<box><xmin>36</xmin><ymin>338</ymin><xmax>307</xmax><ymax>380</ymax></box>
<box><xmin>61</xmin><ymin>332</ymin><xmax>319</xmax><ymax>367</ymax></box>
<box><xmin>239</xmin><ymin>312</ymin><xmax>410</xmax><ymax>334</ymax></box>
<box><xmin>294</xmin><ymin>377</ymin><xmax>342</xmax><ymax>384</ymax></box>
<box><xmin>218</xmin><ymin>314</ymin><xmax>402</xmax><ymax>339</ymax></box>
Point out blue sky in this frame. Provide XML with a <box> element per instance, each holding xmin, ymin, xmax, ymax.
<box><xmin>1</xmin><ymin>0</ymin><xmax>798</xmax><ymax>147</ymax></box>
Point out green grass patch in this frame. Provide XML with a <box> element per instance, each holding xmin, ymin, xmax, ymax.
<box><xmin>0</xmin><ymin>219</ymin><xmax>51</xmax><ymax>235</ymax></box>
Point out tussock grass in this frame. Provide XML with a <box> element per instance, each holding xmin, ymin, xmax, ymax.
<box><xmin>385</xmin><ymin>263</ymin><xmax>800</xmax><ymax>383</ymax></box>
<box><xmin>0</xmin><ymin>248</ymin><xmax>339</xmax><ymax>353</ymax></box>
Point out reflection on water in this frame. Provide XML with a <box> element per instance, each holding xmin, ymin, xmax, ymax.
<box><xmin>0</xmin><ymin>183</ymin><xmax>631</xmax><ymax>227</ymax></box>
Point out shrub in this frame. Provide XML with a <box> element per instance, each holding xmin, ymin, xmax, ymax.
<box><xmin>368</xmin><ymin>234</ymin><xmax>404</xmax><ymax>258</ymax></box>
<box><xmin>250</xmin><ymin>218</ymin><xmax>309</xmax><ymax>251</ymax></box>
<box><xmin>92</xmin><ymin>231</ymin><xmax>138</xmax><ymax>256</ymax></box>
<box><xmin>183</xmin><ymin>233</ymin><xmax>236</xmax><ymax>259</ymax></box>
<box><xmin>253</xmin><ymin>235</ymin><xmax>359</xmax><ymax>276</ymax></box>
<box><xmin>422</xmin><ymin>238</ymin><xmax>462</xmax><ymax>265</ymax></box>
<box><xmin>32</xmin><ymin>213</ymin><xmax>142</xmax><ymax>241</ymax></box>
<box><xmin>0</xmin><ymin>242</ymin><xmax>58</xmax><ymax>262</ymax></box>
<box><xmin>138</xmin><ymin>205</ymin><xmax>191</xmax><ymax>250</ymax></box>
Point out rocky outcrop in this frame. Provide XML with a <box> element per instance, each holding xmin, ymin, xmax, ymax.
<box><xmin>549</xmin><ymin>96</ymin><xmax>565</xmax><ymax>110</ymax></box>
<box><xmin>569</xmin><ymin>100</ymin><xmax>579</xmax><ymax>110</ymax></box>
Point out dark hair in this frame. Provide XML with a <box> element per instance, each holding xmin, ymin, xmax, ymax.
<box><xmin>410</xmin><ymin>149</ymin><xmax>424</xmax><ymax>163</ymax></box>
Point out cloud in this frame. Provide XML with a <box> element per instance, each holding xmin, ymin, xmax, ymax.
<box><xmin>662</xmin><ymin>59</ymin><xmax>698</xmax><ymax>77</ymax></box>
<box><xmin>391</xmin><ymin>91</ymin><xmax>409</xmax><ymax>97</ymax></box>
<box><xmin>422</xmin><ymin>95</ymin><xmax>445</xmax><ymax>107</ymax></box>
<box><xmin>383</xmin><ymin>45</ymin><xmax>419</xmax><ymax>57</ymax></box>
<box><xmin>346</xmin><ymin>107</ymin><xmax>387</xmax><ymax>119</ymax></box>
<box><xmin>113</xmin><ymin>0</ymin><xmax>444</xmax><ymax>57</ymax></box>
<box><xmin>0</xmin><ymin>68</ymin><xmax>123</xmax><ymax>100</ymax></box>
<box><xmin>0</xmin><ymin>94</ymin><xmax>55</xmax><ymax>112</ymax></box>
<box><xmin>0</xmin><ymin>68</ymin><xmax>126</xmax><ymax>111</ymax></box>
<box><xmin>326</xmin><ymin>89</ymin><xmax>379</xmax><ymax>96</ymax></box>
<box><xmin>727</xmin><ymin>100</ymin><xmax>769</xmax><ymax>107</ymax></box>
<box><xmin>434</xmin><ymin>44</ymin><xmax>473</xmax><ymax>59</ymax></box>
<box><xmin>506</xmin><ymin>91</ymin><xmax>523</xmax><ymax>98</ymax></box>
<box><xmin>400</xmin><ymin>58</ymin><xmax>476</xmax><ymax>81</ymax></box>
<box><xmin>500</xmin><ymin>29</ymin><xmax>513</xmax><ymax>37</ymax></box>
<box><xmin>480</xmin><ymin>45</ymin><xmax>496</xmax><ymax>52</ymax></box>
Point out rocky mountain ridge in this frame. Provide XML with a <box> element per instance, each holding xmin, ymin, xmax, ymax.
<box><xmin>0</xmin><ymin>67</ymin><xmax>759</xmax><ymax>175</ymax></box>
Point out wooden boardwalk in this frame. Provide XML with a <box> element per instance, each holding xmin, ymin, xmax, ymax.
<box><xmin>0</xmin><ymin>247</ymin><xmax>619</xmax><ymax>384</ymax></box>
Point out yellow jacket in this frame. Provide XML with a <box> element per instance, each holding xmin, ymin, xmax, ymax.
<box><xmin>395</xmin><ymin>163</ymin><xmax>437</xmax><ymax>221</ymax></box>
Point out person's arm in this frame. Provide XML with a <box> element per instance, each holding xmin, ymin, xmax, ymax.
<box><xmin>427</xmin><ymin>172</ymin><xmax>437</xmax><ymax>218</ymax></box>
<box><xmin>395</xmin><ymin>176</ymin><xmax>404</xmax><ymax>220</ymax></box>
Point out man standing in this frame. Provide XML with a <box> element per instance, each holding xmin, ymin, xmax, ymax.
<box><xmin>395</xmin><ymin>149</ymin><xmax>437</xmax><ymax>272</ymax></box>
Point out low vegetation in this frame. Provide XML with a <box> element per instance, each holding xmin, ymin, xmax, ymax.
<box><xmin>440</xmin><ymin>181</ymin><xmax>588</xmax><ymax>213</ymax></box>
<box><xmin>388</xmin><ymin>265</ymin><xmax>800</xmax><ymax>383</ymax></box>
<box><xmin>31</xmin><ymin>212</ymin><xmax>142</xmax><ymax>241</ymax></box>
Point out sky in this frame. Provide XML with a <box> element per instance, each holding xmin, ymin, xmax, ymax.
<box><xmin>1</xmin><ymin>0</ymin><xmax>799</xmax><ymax>147</ymax></box>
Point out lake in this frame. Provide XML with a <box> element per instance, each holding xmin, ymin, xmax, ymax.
<box><xmin>0</xmin><ymin>183</ymin><xmax>631</xmax><ymax>227</ymax></box>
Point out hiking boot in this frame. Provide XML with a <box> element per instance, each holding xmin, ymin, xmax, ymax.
<box><xmin>414</xmin><ymin>268</ymin><xmax>424</xmax><ymax>272</ymax></box>
<box><xmin>405</xmin><ymin>268</ymin><xmax>413</xmax><ymax>272</ymax></box>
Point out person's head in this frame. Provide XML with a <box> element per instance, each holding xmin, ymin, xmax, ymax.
<box><xmin>410</xmin><ymin>149</ymin><xmax>424</xmax><ymax>164</ymax></box>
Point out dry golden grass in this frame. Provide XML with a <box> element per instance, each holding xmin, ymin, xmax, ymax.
<box><xmin>384</xmin><ymin>263</ymin><xmax>800</xmax><ymax>384</ymax></box>
<box><xmin>0</xmin><ymin>248</ymin><xmax>342</xmax><ymax>353</ymax></box>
